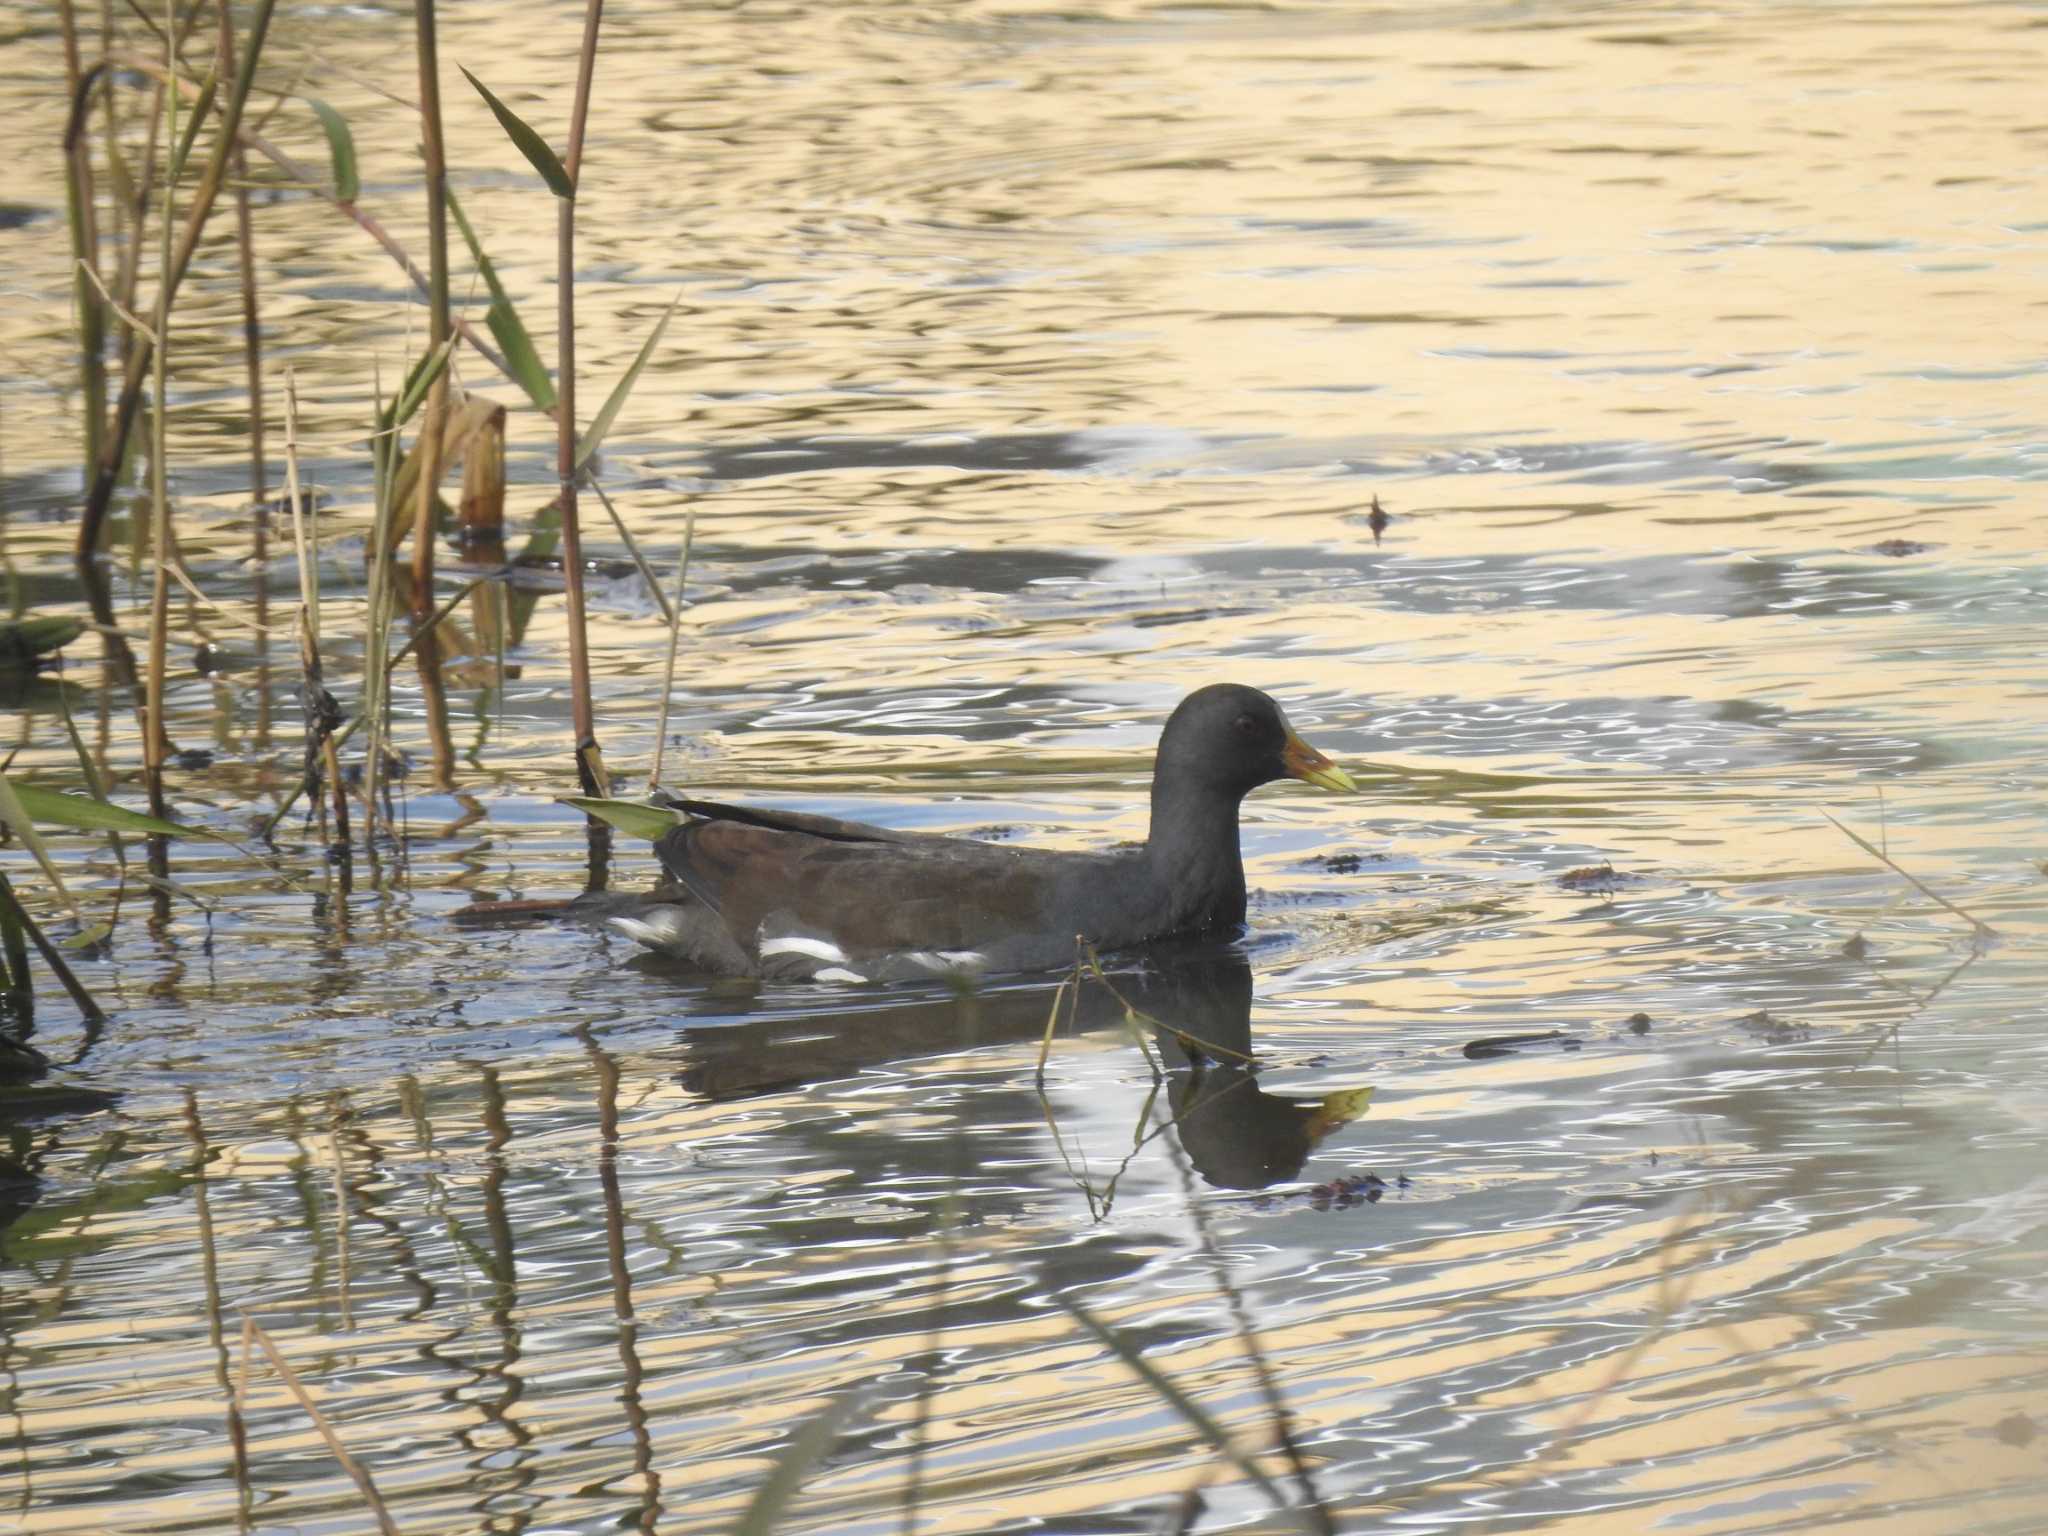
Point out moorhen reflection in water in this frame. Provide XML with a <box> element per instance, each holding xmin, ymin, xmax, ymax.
<box><xmin>671</xmin><ymin>942</ymin><xmax>1371</xmax><ymax>1191</ymax></box>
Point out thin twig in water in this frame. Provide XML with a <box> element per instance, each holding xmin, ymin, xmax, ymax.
<box><xmin>1153</xmin><ymin>1098</ymin><xmax>1335</xmax><ymax>1534</ymax></box>
<box><xmin>240</xmin><ymin>1315</ymin><xmax>402</xmax><ymax>1535</ymax></box>
<box><xmin>1856</xmin><ymin>946</ymin><xmax>1987</xmax><ymax>1063</ymax></box>
<box><xmin>1822</xmin><ymin>811</ymin><xmax>1993</xmax><ymax>937</ymax></box>
<box><xmin>589</xmin><ymin>477</ymin><xmax>677</xmax><ymax>626</ymax></box>
<box><xmin>73</xmin><ymin>257</ymin><xmax>156</xmax><ymax>344</ymax></box>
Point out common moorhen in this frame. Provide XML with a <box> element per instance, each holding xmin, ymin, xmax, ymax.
<box><xmin>600</xmin><ymin>683</ymin><xmax>1355</xmax><ymax>981</ymax></box>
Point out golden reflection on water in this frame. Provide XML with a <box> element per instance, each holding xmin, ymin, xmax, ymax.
<box><xmin>2</xmin><ymin>0</ymin><xmax>2047</xmax><ymax>1533</ymax></box>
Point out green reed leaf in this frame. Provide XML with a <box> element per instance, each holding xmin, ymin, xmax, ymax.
<box><xmin>5</xmin><ymin>781</ymin><xmax>198</xmax><ymax>839</ymax></box>
<box><xmin>461</xmin><ymin>67</ymin><xmax>572</xmax><ymax>199</ymax></box>
<box><xmin>575</xmin><ymin>289</ymin><xmax>682</xmax><ymax>473</ymax></box>
<box><xmin>488</xmin><ymin>299</ymin><xmax>557</xmax><ymax>412</ymax></box>
<box><xmin>0</xmin><ymin>774</ymin><xmax>78</xmax><ymax>920</ymax></box>
<box><xmin>449</xmin><ymin>184</ymin><xmax>558</xmax><ymax>410</ymax></box>
<box><xmin>304</xmin><ymin>97</ymin><xmax>360</xmax><ymax>203</ymax></box>
<box><xmin>560</xmin><ymin>797</ymin><xmax>684</xmax><ymax>840</ymax></box>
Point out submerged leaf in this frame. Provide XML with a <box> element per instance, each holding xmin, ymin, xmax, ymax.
<box><xmin>304</xmin><ymin>96</ymin><xmax>360</xmax><ymax>203</ymax></box>
<box><xmin>460</xmin><ymin>67</ymin><xmax>572</xmax><ymax>199</ymax></box>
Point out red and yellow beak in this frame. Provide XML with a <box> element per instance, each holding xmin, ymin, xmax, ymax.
<box><xmin>1281</xmin><ymin>724</ymin><xmax>1358</xmax><ymax>793</ymax></box>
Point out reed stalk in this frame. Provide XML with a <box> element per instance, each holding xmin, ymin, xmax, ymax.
<box><xmin>412</xmin><ymin>0</ymin><xmax>455</xmax><ymax>792</ymax></box>
<box><xmin>75</xmin><ymin>0</ymin><xmax>282</xmax><ymax>560</ymax></box>
<box><xmin>109</xmin><ymin>60</ymin><xmax>529</xmax><ymax>412</ymax></box>
<box><xmin>362</xmin><ymin>370</ymin><xmax>396</xmax><ymax>842</ymax></box>
<box><xmin>283</xmin><ymin>370</ymin><xmax>350</xmax><ymax>848</ymax></box>
<box><xmin>57</xmin><ymin>4</ymin><xmax>107</xmax><ymax>484</ymax></box>
<box><xmin>221</xmin><ymin>6</ymin><xmax>269</xmax><ymax>744</ymax></box>
<box><xmin>142</xmin><ymin>0</ymin><xmax>177</xmax><ymax>816</ymax></box>
<box><xmin>559</xmin><ymin>0</ymin><xmax>607</xmax><ymax>796</ymax></box>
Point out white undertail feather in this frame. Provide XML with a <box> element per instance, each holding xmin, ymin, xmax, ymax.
<box><xmin>609</xmin><ymin>912</ymin><xmax>688</xmax><ymax>951</ymax></box>
<box><xmin>759</xmin><ymin>935</ymin><xmax>852</xmax><ymax>965</ymax></box>
<box><xmin>812</xmin><ymin>966</ymin><xmax>870</xmax><ymax>984</ymax></box>
<box><xmin>906</xmin><ymin>950</ymin><xmax>989</xmax><ymax>976</ymax></box>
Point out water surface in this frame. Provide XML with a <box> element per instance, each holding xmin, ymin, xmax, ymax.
<box><xmin>2</xmin><ymin>2</ymin><xmax>2045</xmax><ymax>1532</ymax></box>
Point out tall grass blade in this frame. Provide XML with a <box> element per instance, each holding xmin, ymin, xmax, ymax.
<box><xmin>445</xmin><ymin>184</ymin><xmax>511</xmax><ymax>306</ymax></box>
<box><xmin>143</xmin><ymin>0</ymin><xmax>180</xmax><ymax>816</ymax></box>
<box><xmin>303</xmin><ymin>97</ymin><xmax>359</xmax><ymax>202</ymax></box>
<box><xmin>575</xmin><ymin>290</ymin><xmax>681</xmax><ymax>473</ymax></box>
<box><xmin>388</xmin><ymin>576</ymin><xmax>486</xmax><ymax>670</ymax></box>
<box><xmin>732</xmin><ymin>1391</ymin><xmax>869</xmax><ymax>1536</ymax></box>
<box><xmin>589</xmin><ymin>479</ymin><xmax>674</xmax><ymax>624</ymax></box>
<box><xmin>372</xmin><ymin>334</ymin><xmax>462</xmax><ymax>557</ymax></box>
<box><xmin>460</xmin><ymin>67</ymin><xmax>571</xmax><ymax>198</ymax></box>
<box><xmin>1822</xmin><ymin>811</ymin><xmax>1991</xmax><ymax>935</ymax></box>
<box><xmin>60</xmin><ymin>54</ymin><xmax>109</xmax><ymax>481</ymax></box>
<box><xmin>75</xmin><ymin>0</ymin><xmax>280</xmax><ymax>556</ymax></box>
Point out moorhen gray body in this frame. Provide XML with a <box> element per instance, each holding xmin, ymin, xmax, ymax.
<box><xmin>601</xmin><ymin>683</ymin><xmax>1355</xmax><ymax>981</ymax></box>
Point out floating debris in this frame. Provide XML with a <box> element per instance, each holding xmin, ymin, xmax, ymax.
<box><xmin>1558</xmin><ymin>862</ymin><xmax>1646</xmax><ymax>894</ymax></box>
<box><xmin>1463</xmin><ymin>1030</ymin><xmax>1579</xmax><ymax>1059</ymax></box>
<box><xmin>1737</xmin><ymin>1009</ymin><xmax>1812</xmax><ymax>1043</ymax></box>
<box><xmin>1310</xmin><ymin>850</ymin><xmax>1388</xmax><ymax>873</ymax></box>
<box><xmin>1309</xmin><ymin>1172</ymin><xmax>1389</xmax><ymax>1208</ymax></box>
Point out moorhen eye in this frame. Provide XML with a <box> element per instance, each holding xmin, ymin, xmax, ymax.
<box><xmin>1234</xmin><ymin>714</ymin><xmax>1259</xmax><ymax>736</ymax></box>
